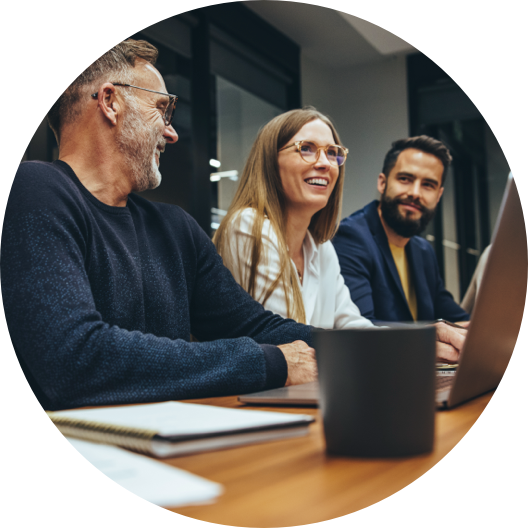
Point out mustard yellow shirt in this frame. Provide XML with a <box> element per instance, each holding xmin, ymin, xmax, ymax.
<box><xmin>389</xmin><ymin>243</ymin><xmax>418</xmax><ymax>321</ymax></box>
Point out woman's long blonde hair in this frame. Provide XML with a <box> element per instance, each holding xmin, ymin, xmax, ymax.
<box><xmin>213</xmin><ymin>107</ymin><xmax>346</xmax><ymax>324</ymax></box>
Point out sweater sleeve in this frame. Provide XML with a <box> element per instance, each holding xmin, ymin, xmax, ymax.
<box><xmin>186</xmin><ymin>209</ymin><xmax>311</xmax><ymax>345</ymax></box>
<box><xmin>1</xmin><ymin>164</ymin><xmax>304</xmax><ymax>410</ymax></box>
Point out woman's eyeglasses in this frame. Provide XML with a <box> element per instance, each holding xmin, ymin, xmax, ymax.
<box><xmin>280</xmin><ymin>140</ymin><xmax>348</xmax><ymax>167</ymax></box>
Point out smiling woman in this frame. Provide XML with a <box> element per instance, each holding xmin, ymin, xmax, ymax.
<box><xmin>213</xmin><ymin>107</ymin><xmax>373</xmax><ymax>329</ymax></box>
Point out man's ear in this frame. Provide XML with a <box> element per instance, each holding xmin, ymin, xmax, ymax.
<box><xmin>94</xmin><ymin>83</ymin><xmax>120</xmax><ymax>126</ymax></box>
<box><xmin>377</xmin><ymin>173</ymin><xmax>387</xmax><ymax>195</ymax></box>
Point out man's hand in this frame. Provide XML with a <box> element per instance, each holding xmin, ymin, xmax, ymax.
<box><xmin>278</xmin><ymin>340</ymin><xmax>318</xmax><ymax>386</ymax></box>
<box><xmin>434</xmin><ymin>322</ymin><xmax>468</xmax><ymax>363</ymax></box>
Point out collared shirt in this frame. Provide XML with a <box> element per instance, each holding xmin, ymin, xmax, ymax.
<box><xmin>226</xmin><ymin>208</ymin><xmax>374</xmax><ymax>329</ymax></box>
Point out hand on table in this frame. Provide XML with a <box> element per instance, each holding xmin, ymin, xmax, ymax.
<box><xmin>278</xmin><ymin>340</ymin><xmax>318</xmax><ymax>386</ymax></box>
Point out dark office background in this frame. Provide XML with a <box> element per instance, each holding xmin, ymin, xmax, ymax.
<box><xmin>22</xmin><ymin>2</ymin><xmax>510</xmax><ymax>300</ymax></box>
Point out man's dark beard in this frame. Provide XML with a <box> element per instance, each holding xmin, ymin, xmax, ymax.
<box><xmin>380</xmin><ymin>192</ymin><xmax>436</xmax><ymax>238</ymax></box>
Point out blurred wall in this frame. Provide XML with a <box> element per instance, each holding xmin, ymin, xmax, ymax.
<box><xmin>302</xmin><ymin>54</ymin><xmax>409</xmax><ymax>218</ymax></box>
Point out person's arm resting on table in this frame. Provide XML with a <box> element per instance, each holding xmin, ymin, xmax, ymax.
<box><xmin>2</xmin><ymin>165</ymin><xmax>314</xmax><ymax>410</ymax></box>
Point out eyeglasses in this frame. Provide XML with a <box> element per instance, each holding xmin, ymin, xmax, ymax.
<box><xmin>279</xmin><ymin>140</ymin><xmax>348</xmax><ymax>167</ymax></box>
<box><xmin>91</xmin><ymin>82</ymin><xmax>178</xmax><ymax>126</ymax></box>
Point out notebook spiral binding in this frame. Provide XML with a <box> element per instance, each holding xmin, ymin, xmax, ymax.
<box><xmin>47</xmin><ymin>414</ymin><xmax>158</xmax><ymax>456</ymax></box>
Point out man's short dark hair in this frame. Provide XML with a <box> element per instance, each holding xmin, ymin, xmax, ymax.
<box><xmin>47</xmin><ymin>39</ymin><xmax>159</xmax><ymax>143</ymax></box>
<box><xmin>381</xmin><ymin>135</ymin><xmax>453</xmax><ymax>185</ymax></box>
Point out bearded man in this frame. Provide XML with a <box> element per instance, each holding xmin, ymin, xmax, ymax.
<box><xmin>1</xmin><ymin>39</ymin><xmax>318</xmax><ymax>411</ymax></box>
<box><xmin>333</xmin><ymin>136</ymin><xmax>470</xmax><ymax>326</ymax></box>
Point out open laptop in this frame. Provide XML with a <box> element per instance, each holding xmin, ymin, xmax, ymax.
<box><xmin>239</xmin><ymin>175</ymin><xmax>527</xmax><ymax>409</ymax></box>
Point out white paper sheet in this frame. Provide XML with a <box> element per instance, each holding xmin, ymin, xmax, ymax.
<box><xmin>68</xmin><ymin>438</ymin><xmax>223</xmax><ymax>507</ymax></box>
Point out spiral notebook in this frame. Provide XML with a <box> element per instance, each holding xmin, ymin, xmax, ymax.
<box><xmin>48</xmin><ymin>401</ymin><xmax>314</xmax><ymax>458</ymax></box>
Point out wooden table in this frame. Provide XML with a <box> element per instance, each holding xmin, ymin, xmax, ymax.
<box><xmin>163</xmin><ymin>392</ymin><xmax>492</xmax><ymax>527</ymax></box>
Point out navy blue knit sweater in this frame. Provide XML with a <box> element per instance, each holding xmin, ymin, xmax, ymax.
<box><xmin>2</xmin><ymin>161</ymin><xmax>312</xmax><ymax>410</ymax></box>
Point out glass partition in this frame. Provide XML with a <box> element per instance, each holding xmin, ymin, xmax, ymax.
<box><xmin>211</xmin><ymin>76</ymin><xmax>282</xmax><ymax>230</ymax></box>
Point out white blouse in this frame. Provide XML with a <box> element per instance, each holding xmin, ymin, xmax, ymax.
<box><xmin>224</xmin><ymin>208</ymin><xmax>374</xmax><ymax>329</ymax></box>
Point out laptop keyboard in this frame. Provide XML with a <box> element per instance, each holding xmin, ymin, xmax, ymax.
<box><xmin>436</xmin><ymin>375</ymin><xmax>455</xmax><ymax>392</ymax></box>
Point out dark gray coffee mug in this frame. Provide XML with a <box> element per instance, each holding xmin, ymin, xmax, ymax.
<box><xmin>314</xmin><ymin>326</ymin><xmax>436</xmax><ymax>457</ymax></box>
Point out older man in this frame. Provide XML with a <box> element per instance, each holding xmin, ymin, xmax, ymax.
<box><xmin>333</xmin><ymin>136</ymin><xmax>469</xmax><ymax>361</ymax></box>
<box><xmin>3</xmin><ymin>42</ymin><xmax>465</xmax><ymax>409</ymax></box>
<box><xmin>2</xmin><ymin>39</ymin><xmax>317</xmax><ymax>411</ymax></box>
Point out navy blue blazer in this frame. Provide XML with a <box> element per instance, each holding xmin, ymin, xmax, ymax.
<box><xmin>332</xmin><ymin>201</ymin><xmax>469</xmax><ymax>324</ymax></box>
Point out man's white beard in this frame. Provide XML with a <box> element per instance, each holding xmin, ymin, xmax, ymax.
<box><xmin>116</xmin><ymin>98</ymin><xmax>165</xmax><ymax>193</ymax></box>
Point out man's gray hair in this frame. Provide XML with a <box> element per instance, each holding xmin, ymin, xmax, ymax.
<box><xmin>47</xmin><ymin>39</ymin><xmax>158</xmax><ymax>143</ymax></box>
